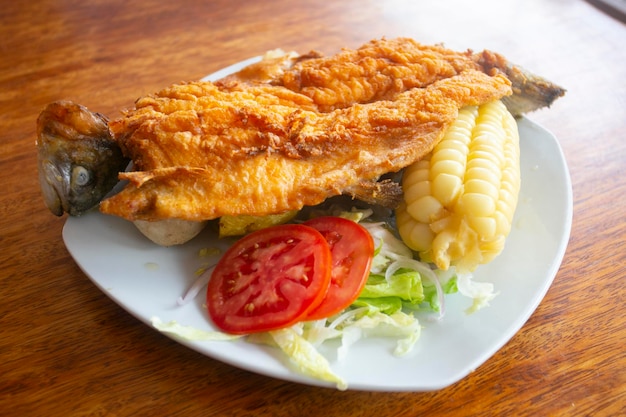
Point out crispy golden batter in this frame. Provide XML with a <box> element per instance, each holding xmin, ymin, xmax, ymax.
<box><xmin>100</xmin><ymin>67</ymin><xmax>511</xmax><ymax>221</ymax></box>
<box><xmin>222</xmin><ymin>38</ymin><xmax>564</xmax><ymax>116</ymax></box>
<box><xmin>218</xmin><ymin>39</ymin><xmax>486</xmax><ymax>113</ymax></box>
<box><xmin>277</xmin><ymin>38</ymin><xmax>486</xmax><ymax>112</ymax></box>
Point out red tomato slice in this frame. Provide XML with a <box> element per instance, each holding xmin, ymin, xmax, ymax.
<box><xmin>206</xmin><ymin>224</ymin><xmax>332</xmax><ymax>334</ymax></box>
<box><xmin>303</xmin><ymin>217</ymin><xmax>374</xmax><ymax>320</ymax></box>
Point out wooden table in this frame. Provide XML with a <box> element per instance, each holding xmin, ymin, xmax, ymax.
<box><xmin>2</xmin><ymin>0</ymin><xmax>624</xmax><ymax>415</ymax></box>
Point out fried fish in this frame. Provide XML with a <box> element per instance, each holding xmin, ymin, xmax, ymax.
<box><xmin>37</xmin><ymin>38</ymin><xmax>565</xmax><ymax>245</ymax></box>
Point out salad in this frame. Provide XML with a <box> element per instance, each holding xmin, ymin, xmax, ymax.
<box><xmin>151</xmin><ymin>207</ymin><xmax>497</xmax><ymax>390</ymax></box>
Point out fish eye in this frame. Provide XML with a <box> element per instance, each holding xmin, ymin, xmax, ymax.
<box><xmin>71</xmin><ymin>166</ymin><xmax>92</xmax><ymax>187</ymax></box>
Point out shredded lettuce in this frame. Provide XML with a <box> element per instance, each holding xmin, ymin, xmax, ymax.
<box><xmin>151</xmin><ymin>316</ymin><xmax>347</xmax><ymax>390</ymax></box>
<box><xmin>151</xmin><ymin>316</ymin><xmax>241</xmax><ymax>341</ymax></box>
<box><xmin>269</xmin><ymin>328</ymin><xmax>348</xmax><ymax>390</ymax></box>
<box><xmin>352</xmin><ymin>296</ymin><xmax>403</xmax><ymax>315</ymax></box>
<box><xmin>456</xmin><ymin>272</ymin><xmax>499</xmax><ymax>313</ymax></box>
<box><xmin>359</xmin><ymin>270</ymin><xmax>424</xmax><ymax>305</ymax></box>
<box><xmin>420</xmin><ymin>268</ymin><xmax>459</xmax><ymax>312</ymax></box>
<box><xmin>332</xmin><ymin>309</ymin><xmax>421</xmax><ymax>358</ymax></box>
<box><xmin>421</xmin><ymin>278</ymin><xmax>456</xmax><ymax>312</ymax></box>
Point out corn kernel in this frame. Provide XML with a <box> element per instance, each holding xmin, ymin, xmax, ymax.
<box><xmin>396</xmin><ymin>100</ymin><xmax>520</xmax><ymax>272</ymax></box>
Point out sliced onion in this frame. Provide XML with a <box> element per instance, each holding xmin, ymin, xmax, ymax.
<box><xmin>384</xmin><ymin>258</ymin><xmax>445</xmax><ymax>321</ymax></box>
<box><xmin>177</xmin><ymin>264</ymin><xmax>216</xmax><ymax>306</ymax></box>
<box><xmin>327</xmin><ymin>307</ymin><xmax>370</xmax><ymax>330</ymax></box>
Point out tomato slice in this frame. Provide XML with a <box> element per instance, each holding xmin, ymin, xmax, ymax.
<box><xmin>206</xmin><ymin>224</ymin><xmax>332</xmax><ymax>334</ymax></box>
<box><xmin>303</xmin><ymin>217</ymin><xmax>374</xmax><ymax>320</ymax></box>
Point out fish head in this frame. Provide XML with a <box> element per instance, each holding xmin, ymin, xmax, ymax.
<box><xmin>36</xmin><ymin>101</ymin><xmax>129</xmax><ymax>216</ymax></box>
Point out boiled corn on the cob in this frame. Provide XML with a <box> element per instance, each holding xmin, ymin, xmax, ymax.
<box><xmin>396</xmin><ymin>100</ymin><xmax>520</xmax><ymax>272</ymax></box>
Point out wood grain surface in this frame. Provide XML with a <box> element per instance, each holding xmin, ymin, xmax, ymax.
<box><xmin>1</xmin><ymin>0</ymin><xmax>624</xmax><ymax>416</ymax></box>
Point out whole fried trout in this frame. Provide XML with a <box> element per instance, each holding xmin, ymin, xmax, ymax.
<box><xmin>37</xmin><ymin>38</ymin><xmax>565</xmax><ymax>244</ymax></box>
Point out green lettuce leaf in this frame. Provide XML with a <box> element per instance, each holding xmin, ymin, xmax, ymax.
<box><xmin>358</xmin><ymin>270</ymin><xmax>424</xmax><ymax>304</ymax></box>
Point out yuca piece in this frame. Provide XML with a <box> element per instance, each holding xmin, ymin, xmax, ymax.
<box><xmin>396</xmin><ymin>100</ymin><xmax>520</xmax><ymax>272</ymax></box>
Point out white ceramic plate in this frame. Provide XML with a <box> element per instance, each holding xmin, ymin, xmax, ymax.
<box><xmin>62</xmin><ymin>59</ymin><xmax>572</xmax><ymax>391</ymax></box>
